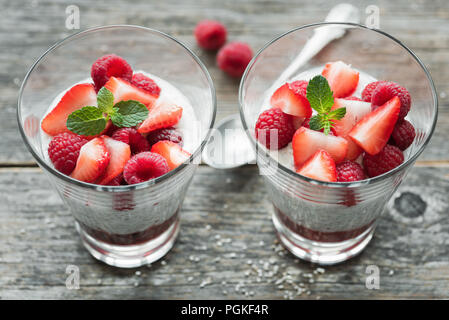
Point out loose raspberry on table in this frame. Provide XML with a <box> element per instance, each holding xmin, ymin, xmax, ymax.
<box><xmin>48</xmin><ymin>133</ymin><xmax>88</xmax><ymax>175</ymax></box>
<box><xmin>361</xmin><ymin>81</ymin><xmax>386</xmax><ymax>102</ymax></box>
<box><xmin>371</xmin><ymin>81</ymin><xmax>411</xmax><ymax>120</ymax></box>
<box><xmin>217</xmin><ymin>42</ymin><xmax>253</xmax><ymax>77</ymax></box>
<box><xmin>147</xmin><ymin>127</ymin><xmax>183</xmax><ymax>147</ymax></box>
<box><xmin>123</xmin><ymin>152</ymin><xmax>169</xmax><ymax>184</ymax></box>
<box><xmin>336</xmin><ymin>160</ymin><xmax>366</xmax><ymax>182</ymax></box>
<box><xmin>194</xmin><ymin>20</ymin><xmax>227</xmax><ymax>50</ymax></box>
<box><xmin>390</xmin><ymin>119</ymin><xmax>416</xmax><ymax>150</ymax></box>
<box><xmin>131</xmin><ymin>73</ymin><xmax>161</xmax><ymax>97</ymax></box>
<box><xmin>91</xmin><ymin>54</ymin><xmax>133</xmax><ymax>92</ymax></box>
<box><xmin>255</xmin><ymin>107</ymin><xmax>295</xmax><ymax>150</ymax></box>
<box><xmin>363</xmin><ymin>144</ymin><xmax>404</xmax><ymax>177</ymax></box>
<box><xmin>111</xmin><ymin>127</ymin><xmax>150</xmax><ymax>154</ymax></box>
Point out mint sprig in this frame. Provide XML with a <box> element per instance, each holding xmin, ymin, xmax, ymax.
<box><xmin>306</xmin><ymin>75</ymin><xmax>346</xmax><ymax>135</ymax></box>
<box><xmin>67</xmin><ymin>88</ymin><xmax>149</xmax><ymax>136</ymax></box>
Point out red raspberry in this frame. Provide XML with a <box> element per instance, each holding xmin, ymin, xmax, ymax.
<box><xmin>131</xmin><ymin>73</ymin><xmax>161</xmax><ymax>97</ymax></box>
<box><xmin>107</xmin><ymin>173</ymin><xmax>125</xmax><ymax>186</ymax></box>
<box><xmin>255</xmin><ymin>107</ymin><xmax>295</xmax><ymax>150</ymax></box>
<box><xmin>390</xmin><ymin>119</ymin><xmax>416</xmax><ymax>150</ymax></box>
<box><xmin>336</xmin><ymin>160</ymin><xmax>366</xmax><ymax>182</ymax></box>
<box><xmin>111</xmin><ymin>127</ymin><xmax>150</xmax><ymax>154</ymax></box>
<box><xmin>48</xmin><ymin>133</ymin><xmax>88</xmax><ymax>175</ymax></box>
<box><xmin>91</xmin><ymin>54</ymin><xmax>133</xmax><ymax>92</ymax></box>
<box><xmin>147</xmin><ymin>127</ymin><xmax>183</xmax><ymax>147</ymax></box>
<box><xmin>289</xmin><ymin>80</ymin><xmax>308</xmax><ymax>95</ymax></box>
<box><xmin>371</xmin><ymin>81</ymin><xmax>411</xmax><ymax>120</ymax></box>
<box><xmin>194</xmin><ymin>20</ymin><xmax>227</xmax><ymax>50</ymax></box>
<box><xmin>123</xmin><ymin>152</ymin><xmax>169</xmax><ymax>184</ymax></box>
<box><xmin>363</xmin><ymin>144</ymin><xmax>404</xmax><ymax>177</ymax></box>
<box><xmin>345</xmin><ymin>96</ymin><xmax>363</xmax><ymax>101</ymax></box>
<box><xmin>217</xmin><ymin>42</ymin><xmax>253</xmax><ymax>77</ymax></box>
<box><xmin>361</xmin><ymin>81</ymin><xmax>386</xmax><ymax>102</ymax></box>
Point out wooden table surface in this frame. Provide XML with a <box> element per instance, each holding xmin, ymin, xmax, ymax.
<box><xmin>1</xmin><ymin>0</ymin><xmax>448</xmax><ymax>299</ymax></box>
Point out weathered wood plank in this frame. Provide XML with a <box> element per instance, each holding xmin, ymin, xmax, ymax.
<box><xmin>0</xmin><ymin>165</ymin><xmax>448</xmax><ymax>299</ymax></box>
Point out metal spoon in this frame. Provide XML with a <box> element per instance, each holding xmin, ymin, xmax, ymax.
<box><xmin>202</xmin><ymin>3</ymin><xmax>360</xmax><ymax>169</ymax></box>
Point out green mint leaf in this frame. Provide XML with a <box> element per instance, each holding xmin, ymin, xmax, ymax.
<box><xmin>323</xmin><ymin>121</ymin><xmax>331</xmax><ymax>135</ymax></box>
<box><xmin>67</xmin><ymin>106</ymin><xmax>107</xmax><ymax>136</ymax></box>
<box><xmin>328</xmin><ymin>107</ymin><xmax>346</xmax><ymax>120</ymax></box>
<box><xmin>308</xmin><ymin>114</ymin><xmax>325</xmax><ymax>131</ymax></box>
<box><xmin>97</xmin><ymin>87</ymin><xmax>115</xmax><ymax>114</ymax></box>
<box><xmin>110</xmin><ymin>112</ymin><xmax>125</xmax><ymax>127</ymax></box>
<box><xmin>113</xmin><ymin>100</ymin><xmax>149</xmax><ymax>127</ymax></box>
<box><xmin>306</xmin><ymin>75</ymin><xmax>334</xmax><ymax>114</ymax></box>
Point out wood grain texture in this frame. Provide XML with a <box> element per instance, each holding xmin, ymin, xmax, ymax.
<box><xmin>0</xmin><ymin>166</ymin><xmax>448</xmax><ymax>299</ymax></box>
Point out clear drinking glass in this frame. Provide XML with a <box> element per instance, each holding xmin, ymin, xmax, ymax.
<box><xmin>17</xmin><ymin>25</ymin><xmax>216</xmax><ymax>268</ymax></box>
<box><xmin>239</xmin><ymin>23</ymin><xmax>438</xmax><ymax>265</ymax></box>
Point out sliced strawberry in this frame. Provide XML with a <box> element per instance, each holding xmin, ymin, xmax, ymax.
<box><xmin>103</xmin><ymin>76</ymin><xmax>157</xmax><ymax>109</ymax></box>
<box><xmin>321</xmin><ymin>61</ymin><xmax>359</xmax><ymax>98</ymax></box>
<box><xmin>70</xmin><ymin>137</ymin><xmax>110</xmax><ymax>183</ymax></box>
<box><xmin>296</xmin><ymin>150</ymin><xmax>337</xmax><ymax>182</ymax></box>
<box><xmin>270</xmin><ymin>82</ymin><xmax>312</xmax><ymax>118</ymax></box>
<box><xmin>292</xmin><ymin>127</ymin><xmax>348</xmax><ymax>167</ymax></box>
<box><xmin>348</xmin><ymin>96</ymin><xmax>400</xmax><ymax>155</ymax></box>
<box><xmin>97</xmin><ymin>136</ymin><xmax>131</xmax><ymax>185</ymax></box>
<box><xmin>150</xmin><ymin>140</ymin><xmax>191</xmax><ymax>170</ymax></box>
<box><xmin>137</xmin><ymin>101</ymin><xmax>183</xmax><ymax>134</ymax></box>
<box><xmin>331</xmin><ymin>99</ymin><xmax>372</xmax><ymax>137</ymax></box>
<box><xmin>41</xmin><ymin>83</ymin><xmax>97</xmax><ymax>136</ymax></box>
<box><xmin>345</xmin><ymin>138</ymin><xmax>364</xmax><ymax>161</ymax></box>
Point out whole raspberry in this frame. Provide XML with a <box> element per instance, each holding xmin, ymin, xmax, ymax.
<box><xmin>289</xmin><ymin>80</ymin><xmax>308</xmax><ymax>95</ymax></box>
<box><xmin>123</xmin><ymin>152</ymin><xmax>169</xmax><ymax>184</ymax></box>
<box><xmin>147</xmin><ymin>127</ymin><xmax>183</xmax><ymax>147</ymax></box>
<box><xmin>111</xmin><ymin>127</ymin><xmax>150</xmax><ymax>154</ymax></box>
<box><xmin>371</xmin><ymin>81</ymin><xmax>411</xmax><ymax>120</ymax></box>
<box><xmin>255</xmin><ymin>107</ymin><xmax>295</xmax><ymax>150</ymax></box>
<box><xmin>363</xmin><ymin>144</ymin><xmax>404</xmax><ymax>177</ymax></box>
<box><xmin>336</xmin><ymin>160</ymin><xmax>366</xmax><ymax>182</ymax></box>
<box><xmin>194</xmin><ymin>20</ymin><xmax>227</xmax><ymax>50</ymax></box>
<box><xmin>390</xmin><ymin>119</ymin><xmax>416</xmax><ymax>150</ymax></box>
<box><xmin>217</xmin><ymin>42</ymin><xmax>253</xmax><ymax>77</ymax></box>
<box><xmin>361</xmin><ymin>81</ymin><xmax>386</xmax><ymax>102</ymax></box>
<box><xmin>91</xmin><ymin>54</ymin><xmax>133</xmax><ymax>92</ymax></box>
<box><xmin>107</xmin><ymin>173</ymin><xmax>125</xmax><ymax>186</ymax></box>
<box><xmin>48</xmin><ymin>133</ymin><xmax>88</xmax><ymax>175</ymax></box>
<box><xmin>131</xmin><ymin>73</ymin><xmax>161</xmax><ymax>97</ymax></box>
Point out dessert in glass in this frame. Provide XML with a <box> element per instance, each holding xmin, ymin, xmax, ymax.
<box><xmin>239</xmin><ymin>23</ymin><xmax>438</xmax><ymax>265</ymax></box>
<box><xmin>18</xmin><ymin>26</ymin><xmax>216</xmax><ymax>268</ymax></box>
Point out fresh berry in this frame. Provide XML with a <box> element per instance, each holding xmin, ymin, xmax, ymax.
<box><xmin>123</xmin><ymin>152</ymin><xmax>169</xmax><ymax>184</ymax></box>
<box><xmin>345</xmin><ymin>137</ymin><xmax>363</xmax><ymax>161</ymax></box>
<box><xmin>270</xmin><ymin>81</ymin><xmax>312</xmax><ymax>118</ymax></box>
<box><xmin>151</xmin><ymin>140</ymin><xmax>191</xmax><ymax>170</ymax></box>
<box><xmin>345</xmin><ymin>96</ymin><xmax>363</xmax><ymax>101</ymax></box>
<box><xmin>321</xmin><ymin>61</ymin><xmax>359</xmax><ymax>98</ymax></box>
<box><xmin>41</xmin><ymin>83</ymin><xmax>97</xmax><ymax>136</ymax></box>
<box><xmin>390</xmin><ymin>119</ymin><xmax>416</xmax><ymax>150</ymax></box>
<box><xmin>91</xmin><ymin>54</ymin><xmax>133</xmax><ymax>92</ymax></box>
<box><xmin>70</xmin><ymin>137</ymin><xmax>110</xmax><ymax>183</ymax></box>
<box><xmin>255</xmin><ymin>107</ymin><xmax>295</xmax><ymax>150</ymax></box>
<box><xmin>348</xmin><ymin>96</ymin><xmax>400</xmax><ymax>155</ymax></box>
<box><xmin>331</xmin><ymin>98</ymin><xmax>372</xmax><ymax>137</ymax></box>
<box><xmin>361</xmin><ymin>81</ymin><xmax>386</xmax><ymax>102</ymax></box>
<box><xmin>363</xmin><ymin>144</ymin><xmax>404</xmax><ymax>177</ymax></box>
<box><xmin>107</xmin><ymin>173</ymin><xmax>125</xmax><ymax>186</ymax></box>
<box><xmin>292</xmin><ymin>127</ymin><xmax>348</xmax><ymax>167</ymax></box>
<box><xmin>217</xmin><ymin>42</ymin><xmax>253</xmax><ymax>77</ymax></box>
<box><xmin>111</xmin><ymin>127</ymin><xmax>150</xmax><ymax>154</ymax></box>
<box><xmin>96</xmin><ymin>136</ymin><xmax>131</xmax><ymax>185</ymax></box>
<box><xmin>296</xmin><ymin>150</ymin><xmax>337</xmax><ymax>182</ymax></box>
<box><xmin>371</xmin><ymin>81</ymin><xmax>411</xmax><ymax>120</ymax></box>
<box><xmin>147</xmin><ymin>127</ymin><xmax>183</xmax><ymax>147</ymax></box>
<box><xmin>194</xmin><ymin>20</ymin><xmax>227</xmax><ymax>50</ymax></box>
<box><xmin>137</xmin><ymin>101</ymin><xmax>183</xmax><ymax>134</ymax></box>
<box><xmin>131</xmin><ymin>73</ymin><xmax>161</xmax><ymax>97</ymax></box>
<box><xmin>336</xmin><ymin>160</ymin><xmax>366</xmax><ymax>182</ymax></box>
<box><xmin>104</xmin><ymin>76</ymin><xmax>157</xmax><ymax>108</ymax></box>
<box><xmin>48</xmin><ymin>133</ymin><xmax>88</xmax><ymax>175</ymax></box>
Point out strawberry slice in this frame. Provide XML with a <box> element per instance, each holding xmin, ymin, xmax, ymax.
<box><xmin>348</xmin><ymin>96</ymin><xmax>400</xmax><ymax>155</ymax></box>
<box><xmin>270</xmin><ymin>82</ymin><xmax>312</xmax><ymax>118</ymax></box>
<box><xmin>137</xmin><ymin>101</ymin><xmax>183</xmax><ymax>134</ymax></box>
<box><xmin>292</xmin><ymin>127</ymin><xmax>348</xmax><ymax>167</ymax></box>
<box><xmin>296</xmin><ymin>149</ymin><xmax>337</xmax><ymax>182</ymax></box>
<box><xmin>70</xmin><ymin>137</ymin><xmax>110</xmax><ymax>183</ymax></box>
<box><xmin>97</xmin><ymin>136</ymin><xmax>131</xmax><ymax>185</ymax></box>
<box><xmin>150</xmin><ymin>140</ymin><xmax>191</xmax><ymax>170</ymax></box>
<box><xmin>103</xmin><ymin>76</ymin><xmax>157</xmax><ymax>109</ymax></box>
<box><xmin>345</xmin><ymin>137</ymin><xmax>364</xmax><ymax>161</ymax></box>
<box><xmin>41</xmin><ymin>83</ymin><xmax>97</xmax><ymax>136</ymax></box>
<box><xmin>322</xmin><ymin>61</ymin><xmax>359</xmax><ymax>98</ymax></box>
